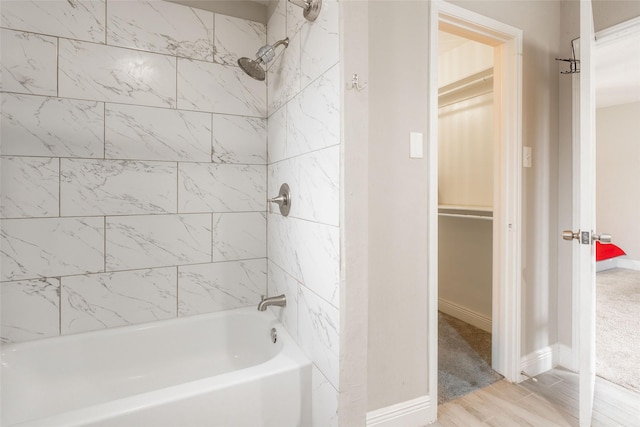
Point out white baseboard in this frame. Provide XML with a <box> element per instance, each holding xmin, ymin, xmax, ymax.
<box><xmin>366</xmin><ymin>395</ymin><xmax>432</xmax><ymax>427</ymax></box>
<box><xmin>616</xmin><ymin>258</ymin><xmax>640</xmax><ymax>271</ymax></box>
<box><xmin>438</xmin><ymin>298</ymin><xmax>491</xmax><ymax>333</ymax></box>
<box><xmin>520</xmin><ymin>345</ymin><xmax>556</xmax><ymax>380</ymax></box>
<box><xmin>557</xmin><ymin>343</ymin><xmax>577</xmax><ymax>372</ymax></box>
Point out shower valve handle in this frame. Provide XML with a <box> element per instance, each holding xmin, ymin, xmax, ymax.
<box><xmin>268</xmin><ymin>183</ymin><xmax>291</xmax><ymax>217</ymax></box>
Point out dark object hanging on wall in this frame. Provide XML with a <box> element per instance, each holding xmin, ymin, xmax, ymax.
<box><xmin>556</xmin><ymin>38</ymin><xmax>581</xmax><ymax>74</ymax></box>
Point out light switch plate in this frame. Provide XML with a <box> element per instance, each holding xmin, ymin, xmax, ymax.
<box><xmin>410</xmin><ymin>132</ymin><xmax>423</xmax><ymax>158</ymax></box>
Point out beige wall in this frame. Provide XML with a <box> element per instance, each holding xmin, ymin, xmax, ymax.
<box><xmin>596</xmin><ymin>102</ymin><xmax>640</xmax><ymax>261</ymax></box>
<box><xmin>367</xmin><ymin>0</ymin><xmax>430</xmax><ymax>411</ymax></box>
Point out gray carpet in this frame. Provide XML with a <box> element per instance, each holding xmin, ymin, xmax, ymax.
<box><xmin>438</xmin><ymin>312</ymin><xmax>503</xmax><ymax>404</ymax></box>
<box><xmin>596</xmin><ymin>268</ymin><xmax>640</xmax><ymax>392</ymax></box>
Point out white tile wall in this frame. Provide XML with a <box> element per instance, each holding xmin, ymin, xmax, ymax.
<box><xmin>61</xmin><ymin>159</ymin><xmax>177</xmax><ymax>216</ymax></box>
<box><xmin>0</xmin><ymin>0</ymin><xmax>269</xmax><ymax>343</ymax></box>
<box><xmin>1</xmin><ymin>279</ymin><xmax>60</xmax><ymax>343</ymax></box>
<box><xmin>212</xmin><ymin>212</ymin><xmax>267</xmax><ymax>261</ymax></box>
<box><xmin>0</xmin><ymin>0</ymin><xmax>106</xmax><ymax>43</ymax></box>
<box><xmin>1</xmin><ymin>157</ymin><xmax>59</xmax><ymax>219</ymax></box>
<box><xmin>105</xmin><ymin>104</ymin><xmax>211</xmax><ymax>162</ymax></box>
<box><xmin>61</xmin><ymin>268</ymin><xmax>177</xmax><ymax>334</ymax></box>
<box><xmin>107</xmin><ymin>0</ymin><xmax>214</xmax><ymax>61</ymax></box>
<box><xmin>59</xmin><ymin>39</ymin><xmax>177</xmax><ymax>108</ymax></box>
<box><xmin>0</xmin><ymin>29</ymin><xmax>57</xmax><ymax>96</ymax></box>
<box><xmin>266</xmin><ymin>1</ymin><xmax>342</xmax><ymax>419</ymax></box>
<box><xmin>0</xmin><ymin>93</ymin><xmax>104</xmax><ymax>158</ymax></box>
<box><xmin>105</xmin><ymin>214</ymin><xmax>211</xmax><ymax>271</ymax></box>
<box><xmin>178</xmin><ymin>259</ymin><xmax>266</xmax><ymax>316</ymax></box>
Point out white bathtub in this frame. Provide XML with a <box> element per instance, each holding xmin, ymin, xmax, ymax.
<box><xmin>1</xmin><ymin>307</ymin><xmax>311</xmax><ymax>427</ymax></box>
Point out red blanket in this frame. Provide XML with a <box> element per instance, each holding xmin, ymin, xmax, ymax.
<box><xmin>596</xmin><ymin>241</ymin><xmax>626</xmax><ymax>261</ymax></box>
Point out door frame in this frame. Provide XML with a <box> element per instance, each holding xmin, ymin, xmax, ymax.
<box><xmin>427</xmin><ymin>1</ymin><xmax>523</xmax><ymax>419</ymax></box>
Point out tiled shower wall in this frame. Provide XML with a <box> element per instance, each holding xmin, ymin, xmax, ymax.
<box><xmin>265</xmin><ymin>0</ymin><xmax>340</xmax><ymax>425</ymax></box>
<box><xmin>0</xmin><ymin>0</ymin><xmax>269</xmax><ymax>342</ymax></box>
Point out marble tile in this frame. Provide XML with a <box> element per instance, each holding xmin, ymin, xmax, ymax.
<box><xmin>179</xmin><ymin>163</ymin><xmax>266</xmax><ymax>213</ymax></box>
<box><xmin>107</xmin><ymin>0</ymin><xmax>213</xmax><ymax>61</ymax></box>
<box><xmin>287</xmin><ymin>0</ymin><xmax>307</xmax><ymax>38</ymax></box>
<box><xmin>1</xmin><ymin>157</ymin><xmax>59</xmax><ymax>219</ymax></box>
<box><xmin>105</xmin><ymin>104</ymin><xmax>211</xmax><ymax>162</ymax></box>
<box><xmin>212</xmin><ymin>212</ymin><xmax>266</xmax><ymax>261</ymax></box>
<box><xmin>178</xmin><ymin>259</ymin><xmax>266</xmax><ymax>316</ymax></box>
<box><xmin>312</xmin><ymin>366</ymin><xmax>339</xmax><ymax>427</ymax></box>
<box><xmin>299</xmin><ymin>285</ymin><xmax>340</xmax><ymax>389</ymax></box>
<box><xmin>267</xmin><ymin>32</ymin><xmax>301</xmax><ymax>115</ymax></box>
<box><xmin>214</xmin><ymin>14</ymin><xmax>266</xmax><ymax>66</ymax></box>
<box><xmin>268</xmin><ymin>214</ymin><xmax>339</xmax><ymax>307</ymax></box>
<box><xmin>60</xmin><ymin>159</ymin><xmax>177</xmax><ymax>216</ymax></box>
<box><xmin>0</xmin><ymin>0</ymin><xmax>105</xmax><ymax>43</ymax></box>
<box><xmin>212</xmin><ymin>114</ymin><xmax>267</xmax><ymax>164</ymax></box>
<box><xmin>267</xmin><ymin>105</ymin><xmax>287</xmax><ymax>163</ymax></box>
<box><xmin>267</xmin><ymin>260</ymin><xmax>298</xmax><ymax>340</ymax></box>
<box><xmin>177</xmin><ymin>59</ymin><xmax>266</xmax><ymax>117</ymax></box>
<box><xmin>61</xmin><ymin>267</ymin><xmax>177</xmax><ymax>334</ymax></box>
<box><xmin>287</xmin><ymin>64</ymin><xmax>340</xmax><ymax>158</ymax></box>
<box><xmin>1</xmin><ymin>278</ymin><xmax>60</xmax><ymax>344</ymax></box>
<box><xmin>297</xmin><ymin>146</ymin><xmax>340</xmax><ymax>226</ymax></box>
<box><xmin>59</xmin><ymin>39</ymin><xmax>177</xmax><ymax>108</ymax></box>
<box><xmin>106</xmin><ymin>214</ymin><xmax>211</xmax><ymax>271</ymax></box>
<box><xmin>0</xmin><ymin>93</ymin><xmax>104</xmax><ymax>158</ymax></box>
<box><xmin>1</xmin><ymin>217</ymin><xmax>104</xmax><ymax>282</ymax></box>
<box><xmin>300</xmin><ymin>0</ymin><xmax>339</xmax><ymax>87</ymax></box>
<box><xmin>267</xmin><ymin>0</ymin><xmax>286</xmax><ymax>47</ymax></box>
<box><xmin>0</xmin><ymin>29</ymin><xmax>57</xmax><ymax>96</ymax></box>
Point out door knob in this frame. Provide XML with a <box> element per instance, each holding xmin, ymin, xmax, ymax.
<box><xmin>592</xmin><ymin>233</ymin><xmax>611</xmax><ymax>243</ymax></box>
<box><xmin>562</xmin><ymin>230</ymin><xmax>579</xmax><ymax>241</ymax></box>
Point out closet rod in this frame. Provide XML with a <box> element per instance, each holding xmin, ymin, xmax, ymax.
<box><xmin>438</xmin><ymin>212</ymin><xmax>493</xmax><ymax>221</ymax></box>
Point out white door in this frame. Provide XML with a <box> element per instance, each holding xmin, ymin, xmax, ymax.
<box><xmin>563</xmin><ymin>1</ymin><xmax>602</xmax><ymax>426</ymax></box>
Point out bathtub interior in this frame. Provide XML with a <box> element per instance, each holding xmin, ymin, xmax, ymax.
<box><xmin>1</xmin><ymin>308</ymin><xmax>307</xmax><ymax>426</ymax></box>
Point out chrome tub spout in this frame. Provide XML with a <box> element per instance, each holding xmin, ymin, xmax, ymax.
<box><xmin>257</xmin><ymin>294</ymin><xmax>287</xmax><ymax>311</ymax></box>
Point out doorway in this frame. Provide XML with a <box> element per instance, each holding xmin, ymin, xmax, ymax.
<box><xmin>436</xmin><ymin>30</ymin><xmax>501</xmax><ymax>404</ymax></box>
<box><xmin>427</xmin><ymin>1</ymin><xmax>523</xmax><ymax>418</ymax></box>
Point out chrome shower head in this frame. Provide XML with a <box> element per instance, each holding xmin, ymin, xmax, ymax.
<box><xmin>238</xmin><ymin>38</ymin><xmax>289</xmax><ymax>81</ymax></box>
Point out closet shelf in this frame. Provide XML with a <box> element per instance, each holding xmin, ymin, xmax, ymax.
<box><xmin>438</xmin><ymin>205</ymin><xmax>493</xmax><ymax>220</ymax></box>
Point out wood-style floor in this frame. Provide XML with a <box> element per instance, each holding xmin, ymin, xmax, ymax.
<box><xmin>434</xmin><ymin>368</ymin><xmax>640</xmax><ymax>426</ymax></box>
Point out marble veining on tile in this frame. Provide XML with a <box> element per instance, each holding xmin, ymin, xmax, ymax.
<box><xmin>311</xmin><ymin>366</ymin><xmax>339</xmax><ymax>427</ymax></box>
<box><xmin>105</xmin><ymin>104</ymin><xmax>211</xmax><ymax>162</ymax></box>
<box><xmin>1</xmin><ymin>157</ymin><xmax>59</xmax><ymax>219</ymax></box>
<box><xmin>0</xmin><ymin>0</ymin><xmax>106</xmax><ymax>43</ymax></box>
<box><xmin>296</xmin><ymin>146</ymin><xmax>340</xmax><ymax>226</ymax></box>
<box><xmin>212</xmin><ymin>114</ymin><xmax>267</xmax><ymax>164</ymax></box>
<box><xmin>179</xmin><ymin>163</ymin><xmax>266</xmax><ymax>213</ymax></box>
<box><xmin>61</xmin><ymin>159</ymin><xmax>177</xmax><ymax>216</ymax></box>
<box><xmin>1</xmin><ymin>278</ymin><xmax>60</xmax><ymax>344</ymax></box>
<box><xmin>300</xmin><ymin>0</ymin><xmax>339</xmax><ymax>87</ymax></box>
<box><xmin>1</xmin><ymin>217</ymin><xmax>104</xmax><ymax>282</ymax></box>
<box><xmin>178</xmin><ymin>59</ymin><xmax>266</xmax><ymax>117</ymax></box>
<box><xmin>214</xmin><ymin>14</ymin><xmax>266</xmax><ymax>66</ymax></box>
<box><xmin>299</xmin><ymin>285</ymin><xmax>340</xmax><ymax>389</ymax></box>
<box><xmin>212</xmin><ymin>212</ymin><xmax>266</xmax><ymax>261</ymax></box>
<box><xmin>107</xmin><ymin>0</ymin><xmax>213</xmax><ymax>61</ymax></box>
<box><xmin>178</xmin><ymin>259</ymin><xmax>266</xmax><ymax>316</ymax></box>
<box><xmin>0</xmin><ymin>29</ymin><xmax>57</xmax><ymax>96</ymax></box>
<box><xmin>61</xmin><ymin>267</ymin><xmax>177</xmax><ymax>334</ymax></box>
<box><xmin>106</xmin><ymin>214</ymin><xmax>211</xmax><ymax>271</ymax></box>
<box><xmin>286</xmin><ymin>64</ymin><xmax>340</xmax><ymax>159</ymax></box>
<box><xmin>268</xmin><ymin>214</ymin><xmax>339</xmax><ymax>308</ymax></box>
<box><xmin>0</xmin><ymin>93</ymin><xmax>104</xmax><ymax>158</ymax></box>
<box><xmin>59</xmin><ymin>39</ymin><xmax>177</xmax><ymax>108</ymax></box>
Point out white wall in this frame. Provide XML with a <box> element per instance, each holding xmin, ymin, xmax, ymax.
<box><xmin>596</xmin><ymin>102</ymin><xmax>640</xmax><ymax>262</ymax></box>
<box><xmin>1</xmin><ymin>0</ymin><xmax>268</xmax><ymax>343</ymax></box>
